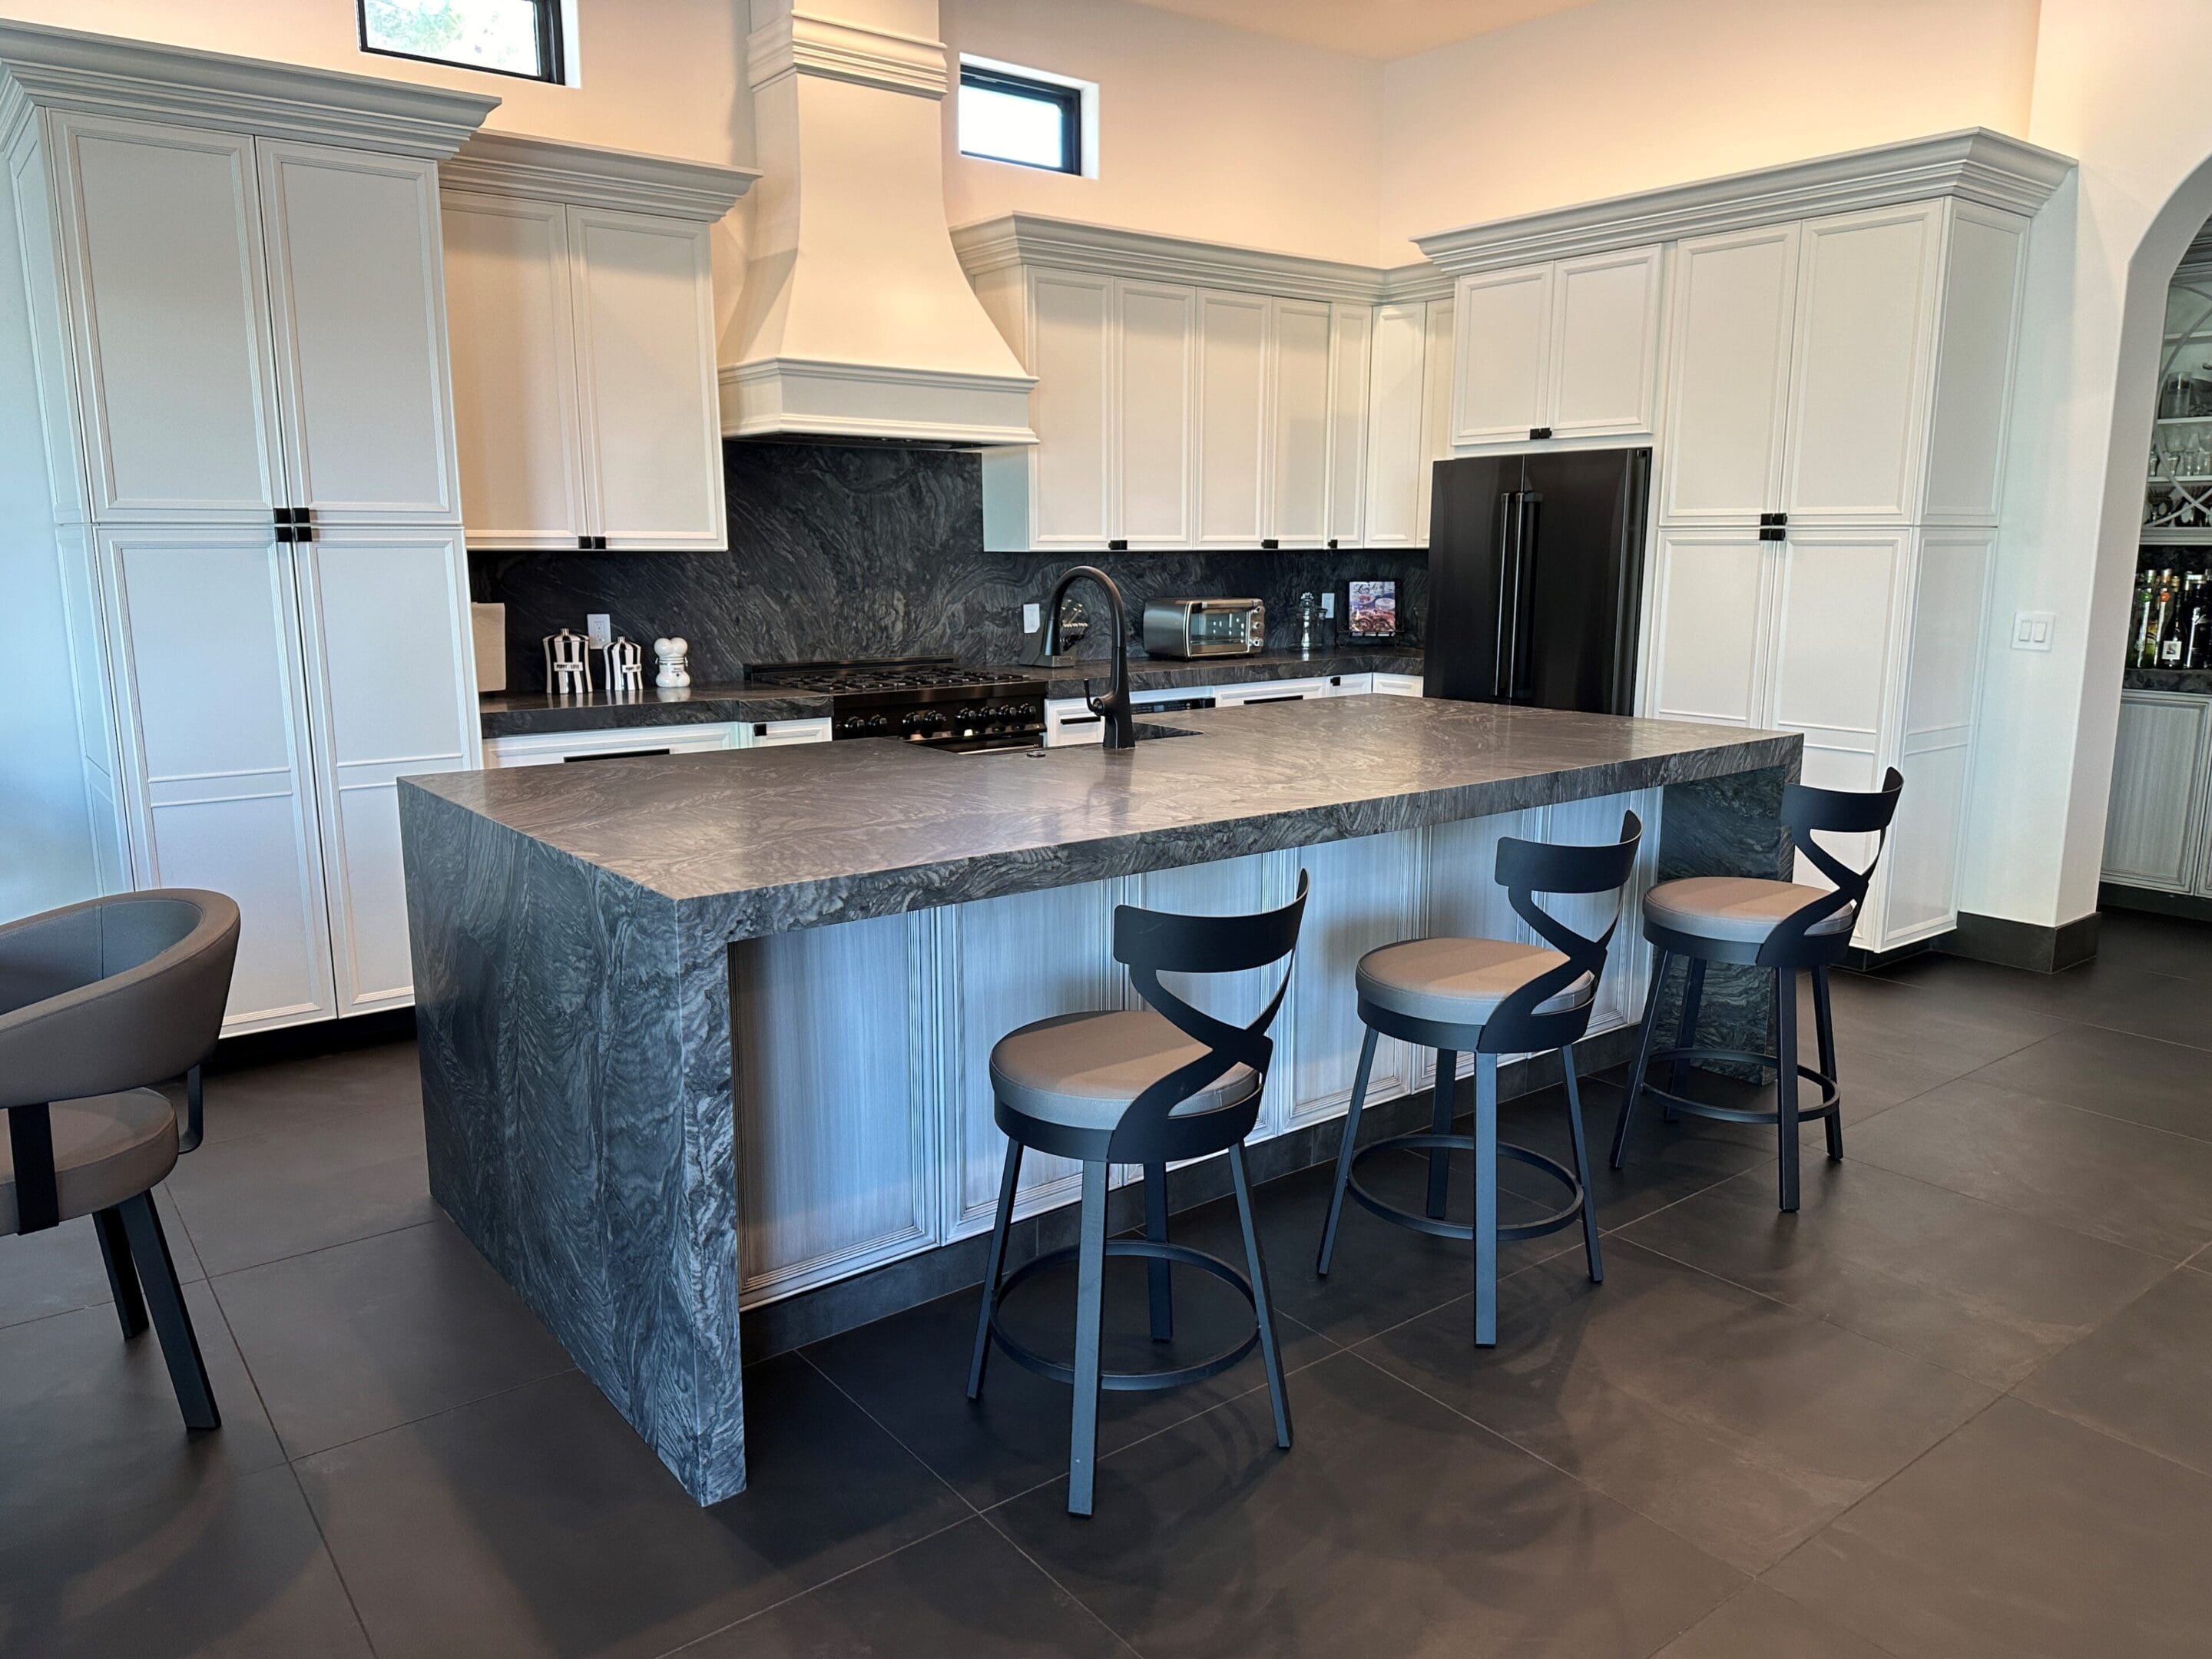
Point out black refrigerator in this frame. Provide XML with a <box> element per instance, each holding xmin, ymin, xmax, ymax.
<box><xmin>1422</xmin><ymin>447</ymin><xmax>1652</xmax><ymax>716</ymax></box>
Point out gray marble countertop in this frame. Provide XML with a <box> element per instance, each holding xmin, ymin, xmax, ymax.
<box><xmin>2124</xmin><ymin>666</ymin><xmax>2212</xmax><ymax>697</ymax></box>
<box><xmin>475</xmin><ymin>649</ymin><xmax>1426</xmax><ymax>738</ymax></box>
<box><xmin>411</xmin><ymin>696</ymin><xmax>1796</xmax><ymax>939</ymax></box>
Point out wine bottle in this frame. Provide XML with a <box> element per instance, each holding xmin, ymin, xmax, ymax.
<box><xmin>2132</xmin><ymin>571</ymin><xmax>2159</xmax><ymax>666</ymax></box>
<box><xmin>2187</xmin><ymin>578</ymin><xmax>2210</xmax><ymax>670</ymax></box>
<box><xmin>2165</xmin><ymin>575</ymin><xmax>2194</xmax><ymax>667</ymax></box>
<box><xmin>2151</xmin><ymin>571</ymin><xmax>2177</xmax><ymax>668</ymax></box>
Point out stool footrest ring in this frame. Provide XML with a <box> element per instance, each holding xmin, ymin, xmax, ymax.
<box><xmin>1347</xmin><ymin>1133</ymin><xmax>1585</xmax><ymax>1243</ymax></box>
<box><xmin>1641</xmin><ymin>1045</ymin><xmax>1839</xmax><ymax>1127</ymax></box>
<box><xmin>985</xmin><ymin>1238</ymin><xmax>1260</xmax><ymax>1392</ymax></box>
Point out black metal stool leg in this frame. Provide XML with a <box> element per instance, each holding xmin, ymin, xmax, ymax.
<box><xmin>1230</xmin><ymin>1141</ymin><xmax>1292</xmax><ymax>1450</ymax></box>
<box><xmin>1143</xmin><ymin>1161</ymin><xmax>1174</xmax><ymax>1343</ymax></box>
<box><xmin>94</xmin><ymin>1205</ymin><xmax>149</xmax><ymax>1339</ymax></box>
<box><xmin>1611</xmin><ymin>949</ymin><xmax>1671</xmax><ymax>1169</ymax></box>
<box><xmin>118</xmin><ymin>1192</ymin><xmax>217</xmax><ymax>1430</ymax></box>
<box><xmin>1473</xmin><ymin>1053</ymin><xmax>1499</xmax><ymax>1347</ymax></box>
<box><xmin>1316</xmin><ymin>1025</ymin><xmax>1376</xmax><ymax>1276</ymax></box>
<box><xmin>1813</xmin><ymin>965</ymin><xmax>1843</xmax><ymax>1162</ymax></box>
<box><xmin>1775</xmin><ymin>971</ymin><xmax>1801</xmax><ymax>1213</ymax></box>
<box><xmin>1666</xmin><ymin>958</ymin><xmax>1707</xmax><ymax>1120</ymax></box>
<box><xmin>1559</xmin><ymin>1044</ymin><xmax>1604</xmax><ymax>1285</ymax></box>
<box><xmin>968</xmin><ymin>1138</ymin><xmax>1022</xmax><ymax>1400</ymax></box>
<box><xmin>1066</xmin><ymin>1160</ymin><xmax>1109</xmax><ymax>1517</ymax></box>
<box><xmin>1426</xmin><ymin>1049</ymin><xmax>1457</xmax><ymax>1219</ymax></box>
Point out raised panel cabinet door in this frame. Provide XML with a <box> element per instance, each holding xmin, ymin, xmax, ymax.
<box><xmin>1450</xmin><ymin>263</ymin><xmax>1549</xmax><ymax>446</ymax></box>
<box><xmin>1658</xmin><ymin>224</ymin><xmax>1799</xmax><ymax>525</ymax></box>
<box><xmin>1781</xmin><ymin>204</ymin><xmax>1942</xmax><ymax>525</ymax></box>
<box><xmin>1326</xmin><ymin>302</ymin><xmax>1370</xmax><ymax>545</ymax></box>
<box><xmin>1361</xmin><ymin>301</ymin><xmax>1428</xmax><ymax>547</ymax></box>
<box><xmin>1922</xmin><ymin>202</ymin><xmax>2029</xmax><ymax>527</ymax></box>
<box><xmin>566</xmin><ymin>207</ymin><xmax>724</xmax><ymax>549</ymax></box>
<box><xmin>294</xmin><ymin>531</ymin><xmax>475</xmax><ymax>1014</ymax></box>
<box><xmin>2102</xmin><ymin>693</ymin><xmax>2212</xmax><ymax>892</ymax></box>
<box><xmin>1641</xmin><ymin>528</ymin><xmax>1770</xmax><ymax>728</ymax></box>
<box><xmin>98</xmin><ymin>529</ymin><xmax>333</xmax><ymax>1031</ymax></box>
<box><xmin>1114</xmin><ymin>279</ymin><xmax>1195</xmax><ymax>547</ymax></box>
<box><xmin>1195</xmin><ymin>290</ymin><xmax>1269</xmax><ymax>546</ymax></box>
<box><xmin>257</xmin><ymin>141</ymin><xmax>459</xmax><ymax>524</ymax></box>
<box><xmin>1547</xmin><ymin>244</ymin><xmax>1664</xmax><ymax>440</ymax></box>
<box><xmin>1285</xmin><ymin>832</ymin><xmax>1419</xmax><ymax>1132</ymax></box>
<box><xmin>439</xmin><ymin>190</ymin><xmax>587</xmax><ymax>546</ymax></box>
<box><xmin>1417</xmin><ymin>297</ymin><xmax>1454</xmax><ymax>544</ymax></box>
<box><xmin>1028</xmin><ymin>267</ymin><xmax>1112</xmax><ymax>547</ymax></box>
<box><xmin>48</xmin><ymin>114</ymin><xmax>283</xmax><ymax>522</ymax></box>
<box><xmin>1269</xmin><ymin>297</ymin><xmax>1333</xmax><ymax>545</ymax></box>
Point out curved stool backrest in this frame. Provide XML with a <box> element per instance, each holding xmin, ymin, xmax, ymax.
<box><xmin>1484</xmin><ymin>811</ymin><xmax>1643</xmax><ymax>1055</ymax></box>
<box><xmin>1758</xmin><ymin>768</ymin><xmax>1904</xmax><ymax>965</ymax></box>
<box><xmin>1108</xmin><ymin>869</ymin><xmax>1310</xmax><ymax>1161</ymax></box>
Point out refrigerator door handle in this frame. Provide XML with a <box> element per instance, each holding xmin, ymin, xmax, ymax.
<box><xmin>1508</xmin><ymin>493</ymin><xmax>1541</xmax><ymax>700</ymax></box>
<box><xmin>1492</xmin><ymin>490</ymin><xmax>1520</xmax><ymax>699</ymax></box>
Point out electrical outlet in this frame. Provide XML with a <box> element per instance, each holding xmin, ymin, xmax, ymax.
<box><xmin>586</xmin><ymin>613</ymin><xmax>612</xmax><ymax>648</ymax></box>
<box><xmin>2011</xmin><ymin>611</ymin><xmax>2055</xmax><ymax>651</ymax></box>
<box><xmin>1022</xmin><ymin>602</ymin><xmax>1041</xmax><ymax>634</ymax></box>
<box><xmin>1320</xmin><ymin>591</ymin><xmax>1336</xmax><ymax>618</ymax></box>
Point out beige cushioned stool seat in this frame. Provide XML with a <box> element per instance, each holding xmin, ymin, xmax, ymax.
<box><xmin>1643</xmin><ymin>876</ymin><xmax>1855</xmax><ymax>945</ymax></box>
<box><xmin>0</xmin><ymin>1088</ymin><xmax>178</xmax><ymax>1237</ymax></box>
<box><xmin>1356</xmin><ymin>937</ymin><xmax>1594</xmax><ymax>1027</ymax></box>
<box><xmin>990</xmin><ymin>1008</ymin><xmax>1259</xmax><ymax>1131</ymax></box>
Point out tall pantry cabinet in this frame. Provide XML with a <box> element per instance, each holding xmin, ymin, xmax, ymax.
<box><xmin>0</xmin><ymin>25</ymin><xmax>497</xmax><ymax>1031</ymax></box>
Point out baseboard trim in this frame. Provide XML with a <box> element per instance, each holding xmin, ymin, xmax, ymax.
<box><xmin>738</xmin><ymin>1024</ymin><xmax>1642</xmax><ymax>1363</ymax></box>
<box><xmin>212</xmin><ymin>1007</ymin><xmax>416</xmax><ymax>1071</ymax></box>
<box><xmin>2100</xmin><ymin>882</ymin><xmax>2212</xmax><ymax>926</ymax></box>
<box><xmin>1942</xmin><ymin>910</ymin><xmax>2101</xmax><ymax>974</ymax></box>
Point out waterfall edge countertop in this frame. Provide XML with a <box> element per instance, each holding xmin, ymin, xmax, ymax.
<box><xmin>397</xmin><ymin>697</ymin><xmax>1800</xmax><ymax>1508</ymax></box>
<box><xmin>473</xmin><ymin>648</ymin><xmax>1426</xmax><ymax>738</ymax></box>
<box><xmin>416</xmin><ymin>696</ymin><xmax>1800</xmax><ymax>927</ymax></box>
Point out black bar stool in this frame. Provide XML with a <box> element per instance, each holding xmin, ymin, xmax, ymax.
<box><xmin>1610</xmin><ymin>768</ymin><xmax>1903</xmax><ymax>1212</ymax></box>
<box><xmin>968</xmin><ymin>873</ymin><xmax>1310</xmax><ymax>1516</ymax></box>
<box><xmin>1316</xmin><ymin>813</ymin><xmax>1642</xmax><ymax>1347</ymax></box>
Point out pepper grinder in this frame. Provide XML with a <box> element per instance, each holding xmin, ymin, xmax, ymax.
<box><xmin>544</xmin><ymin>628</ymin><xmax>593</xmax><ymax>696</ymax></box>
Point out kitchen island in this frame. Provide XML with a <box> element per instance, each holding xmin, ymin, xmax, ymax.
<box><xmin>399</xmin><ymin>696</ymin><xmax>1799</xmax><ymax>1503</ymax></box>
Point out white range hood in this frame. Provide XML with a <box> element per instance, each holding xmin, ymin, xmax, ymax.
<box><xmin>722</xmin><ymin>0</ymin><xmax>1037</xmax><ymax>446</ymax></box>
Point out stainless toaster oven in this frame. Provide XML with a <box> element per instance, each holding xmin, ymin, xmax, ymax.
<box><xmin>1141</xmin><ymin>598</ymin><xmax>1267</xmax><ymax>659</ymax></box>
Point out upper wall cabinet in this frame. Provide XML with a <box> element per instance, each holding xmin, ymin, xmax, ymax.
<box><xmin>957</xmin><ymin>214</ymin><xmax>1416</xmax><ymax>554</ymax></box>
<box><xmin>1360</xmin><ymin>296</ymin><xmax>1455</xmax><ymax>548</ymax></box>
<box><xmin>439</xmin><ymin>134</ymin><xmax>755</xmax><ymax>551</ymax></box>
<box><xmin>1449</xmin><ymin>246</ymin><xmax>1663</xmax><ymax>449</ymax></box>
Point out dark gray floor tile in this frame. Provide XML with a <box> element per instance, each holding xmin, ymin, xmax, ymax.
<box><xmin>1884</xmin><ymin>950</ymin><xmax>2212</xmax><ymax>1054</ymax></box>
<box><xmin>296</xmin><ymin>1360</ymin><xmax>972</xmax><ymax>1659</ymax></box>
<box><xmin>163</xmin><ymin>1101</ymin><xmax>437</xmax><ymax>1276</ymax></box>
<box><xmin>212</xmin><ymin>1217</ymin><xmax>575</xmax><ymax>1459</ymax></box>
<box><xmin>1966</xmin><ymin>1022</ymin><xmax>2212</xmax><ymax>1143</ymax></box>
<box><xmin>1847</xmin><ymin>1078</ymin><xmax>2212</xmax><ymax>1259</ymax></box>
<box><xmin>1496</xmin><ymin>1072</ymin><xmax>1772</xmax><ymax>1230</ymax></box>
<box><xmin>0</xmin><ymin>1280</ymin><xmax>284</xmax><ymax>1552</ymax></box>
<box><xmin>1654</xmin><ymin>1584</ymin><xmax>1894</xmax><ymax>1658</ymax></box>
<box><xmin>805</xmin><ymin>1247</ymin><xmax>1333</xmax><ymax>1510</ymax></box>
<box><xmin>0</xmin><ymin>1188</ymin><xmax>202</xmax><ymax>1330</ymax></box>
<box><xmin>197</xmin><ymin>1040</ymin><xmax>424</xmax><ymax>1151</ymax></box>
<box><xmin>2015</xmin><ymin>1263</ymin><xmax>2212</xmax><ymax>1476</ymax></box>
<box><xmin>1618</xmin><ymin>1159</ymin><xmax>2170</xmax><ymax>1388</ymax></box>
<box><xmin>990</xmin><ymin>1349</ymin><xmax>1743</xmax><ymax>1659</ymax></box>
<box><xmin>2089</xmin><ymin>908</ymin><xmax>2212</xmax><ymax>983</ymax></box>
<box><xmin>1767</xmin><ymin>1396</ymin><xmax>2212</xmax><ymax>1658</ymax></box>
<box><xmin>0</xmin><ymin>1465</ymin><xmax>370</xmax><ymax>1659</ymax></box>
<box><xmin>683</xmin><ymin>1518</ymin><xmax>1128</xmax><ymax>1658</ymax></box>
<box><xmin>1359</xmin><ymin>1241</ymin><xmax>1992</xmax><ymax>1573</ymax></box>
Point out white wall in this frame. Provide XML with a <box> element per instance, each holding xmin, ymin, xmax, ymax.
<box><xmin>1378</xmin><ymin>0</ymin><xmax>2039</xmax><ymax>259</ymax></box>
<box><xmin>939</xmin><ymin>0</ymin><xmax>1383</xmax><ymax>264</ymax></box>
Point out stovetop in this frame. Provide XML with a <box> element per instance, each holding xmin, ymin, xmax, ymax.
<box><xmin>746</xmin><ymin>657</ymin><xmax>1038</xmax><ymax>700</ymax></box>
<box><xmin>747</xmin><ymin>657</ymin><xmax>1048</xmax><ymax>750</ymax></box>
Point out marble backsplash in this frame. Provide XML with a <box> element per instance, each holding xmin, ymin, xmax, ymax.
<box><xmin>469</xmin><ymin>441</ymin><xmax>1429</xmax><ymax>691</ymax></box>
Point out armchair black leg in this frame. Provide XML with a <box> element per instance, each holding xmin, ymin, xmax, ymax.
<box><xmin>94</xmin><ymin>1205</ymin><xmax>149</xmax><ymax>1339</ymax></box>
<box><xmin>118</xmin><ymin>1192</ymin><xmax>217</xmax><ymax>1430</ymax></box>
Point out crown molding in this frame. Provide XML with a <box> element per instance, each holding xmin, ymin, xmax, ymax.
<box><xmin>1417</xmin><ymin>128</ymin><xmax>2075</xmax><ymax>274</ymax></box>
<box><xmin>442</xmin><ymin>133</ymin><xmax>757</xmax><ymax>220</ymax></box>
<box><xmin>720</xmin><ymin>356</ymin><xmax>1038</xmax><ymax>447</ymax></box>
<box><xmin>0</xmin><ymin>20</ymin><xmax>497</xmax><ymax>159</ymax></box>
<box><xmin>747</xmin><ymin>10</ymin><xmax>948</xmax><ymax>100</ymax></box>
<box><xmin>952</xmin><ymin>214</ymin><xmax>1429</xmax><ymax>306</ymax></box>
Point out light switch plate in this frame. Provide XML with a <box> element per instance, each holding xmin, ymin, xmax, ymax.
<box><xmin>2012</xmin><ymin>611</ymin><xmax>2055</xmax><ymax>651</ymax></box>
<box><xmin>1320</xmin><ymin>592</ymin><xmax>1336</xmax><ymax>618</ymax></box>
<box><xmin>587</xmin><ymin>613</ymin><xmax>612</xmax><ymax>649</ymax></box>
<box><xmin>1022</xmin><ymin>602</ymin><xmax>1041</xmax><ymax>633</ymax></box>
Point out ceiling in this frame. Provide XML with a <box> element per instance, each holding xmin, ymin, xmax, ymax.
<box><xmin>1121</xmin><ymin>0</ymin><xmax>1602</xmax><ymax>61</ymax></box>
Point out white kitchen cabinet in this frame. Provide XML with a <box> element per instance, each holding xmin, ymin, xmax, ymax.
<box><xmin>98</xmin><ymin>528</ymin><xmax>334</xmax><ymax>1031</ymax></box>
<box><xmin>485</xmin><ymin>722</ymin><xmax>742</xmax><ymax>767</ymax></box>
<box><xmin>1371</xmin><ymin>672</ymin><xmax>1425</xmax><ymax>697</ymax></box>
<box><xmin>438</xmin><ymin>134</ymin><xmax>753</xmax><ymax>551</ymax></box>
<box><xmin>1195</xmin><ymin>289</ymin><xmax>1269</xmax><ymax>547</ymax></box>
<box><xmin>1114</xmin><ymin>280</ymin><xmax>1196</xmax><ymax>547</ymax></box>
<box><xmin>1021</xmin><ymin>267</ymin><xmax>1113</xmax><ymax>548</ymax></box>
<box><xmin>1269</xmin><ymin>298</ymin><xmax>1333</xmax><ymax>546</ymax></box>
<box><xmin>1361</xmin><ymin>301</ymin><xmax>1431</xmax><ymax>548</ymax></box>
<box><xmin>294</xmin><ymin>531</ymin><xmax>476</xmax><ymax>1014</ymax></box>
<box><xmin>1326</xmin><ymin>303</ymin><xmax>1371</xmax><ymax>546</ymax></box>
<box><xmin>1214</xmin><ymin>677</ymin><xmax>1333</xmax><ymax>706</ymax></box>
<box><xmin>2102</xmin><ymin>691</ymin><xmax>2212</xmax><ymax>894</ymax></box>
<box><xmin>1450</xmin><ymin>246</ymin><xmax>1661</xmax><ymax>450</ymax></box>
<box><xmin>1644</xmin><ymin>528</ymin><xmax>1770</xmax><ymax>729</ymax></box>
<box><xmin>741</xmin><ymin>717</ymin><xmax>835</xmax><ymax>747</ymax></box>
<box><xmin>1418</xmin><ymin>298</ymin><xmax>1455</xmax><ymax>542</ymax></box>
<box><xmin>1657</xmin><ymin>225</ymin><xmax>1799</xmax><ymax>526</ymax></box>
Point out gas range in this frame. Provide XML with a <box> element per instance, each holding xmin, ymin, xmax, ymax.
<box><xmin>746</xmin><ymin>657</ymin><xmax>1048</xmax><ymax>752</ymax></box>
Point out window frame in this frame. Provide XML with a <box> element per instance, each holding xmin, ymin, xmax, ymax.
<box><xmin>957</xmin><ymin>63</ymin><xmax>1082</xmax><ymax>177</ymax></box>
<box><xmin>356</xmin><ymin>0</ymin><xmax>566</xmax><ymax>86</ymax></box>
